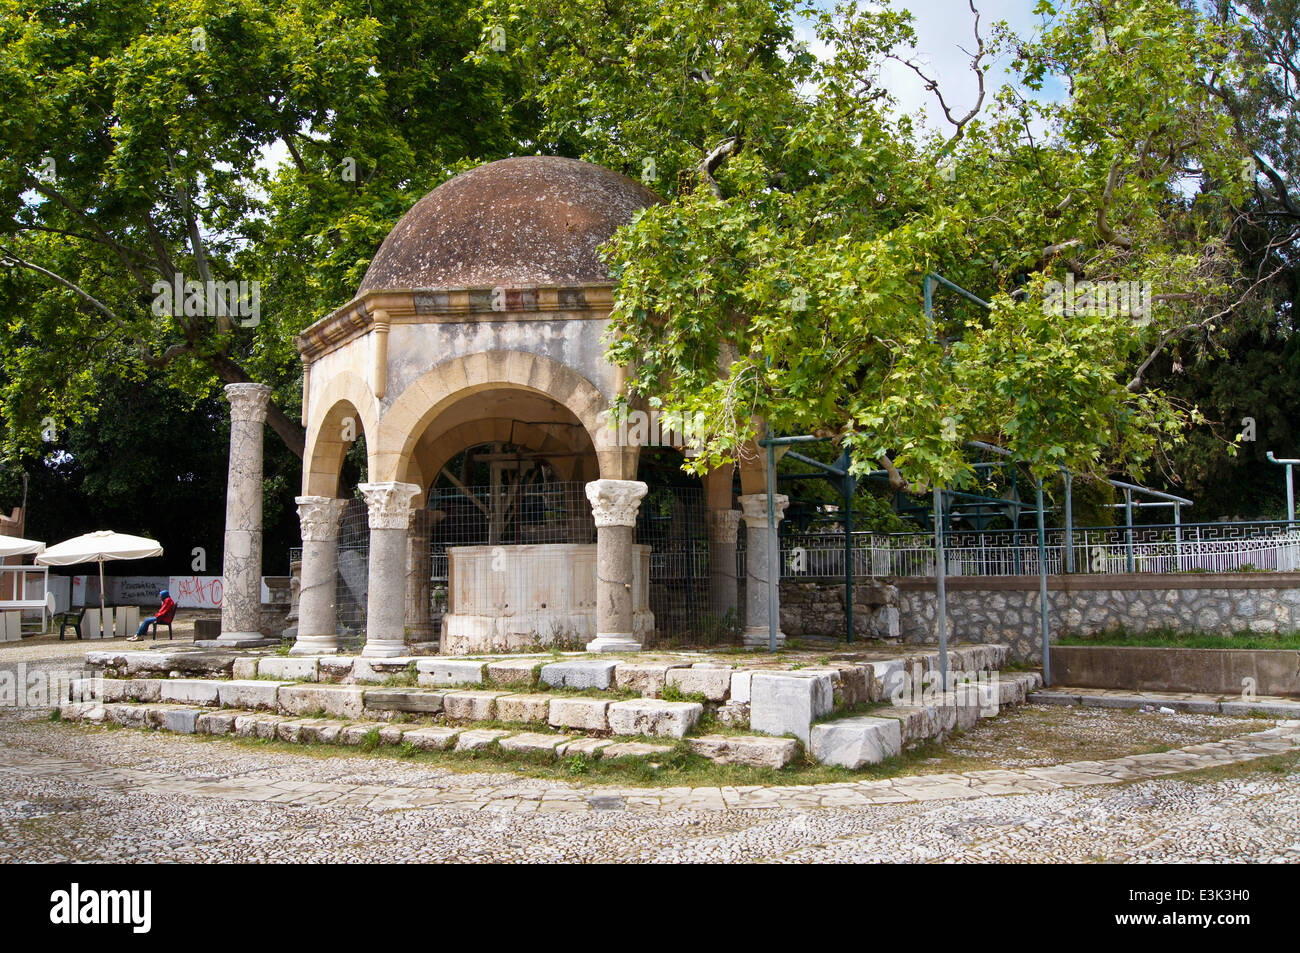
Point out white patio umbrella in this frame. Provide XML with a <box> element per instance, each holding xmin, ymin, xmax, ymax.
<box><xmin>0</xmin><ymin>536</ymin><xmax>44</xmax><ymax>558</ymax></box>
<box><xmin>36</xmin><ymin>531</ymin><xmax>164</xmax><ymax>633</ymax></box>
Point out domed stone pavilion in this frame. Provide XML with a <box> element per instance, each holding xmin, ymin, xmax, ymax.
<box><xmin>215</xmin><ymin>156</ymin><xmax>789</xmax><ymax>657</ymax></box>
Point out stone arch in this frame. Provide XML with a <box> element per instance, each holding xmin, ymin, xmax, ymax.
<box><xmin>410</xmin><ymin>417</ymin><xmax>597</xmax><ymax>493</ymax></box>
<box><xmin>371</xmin><ymin>350</ymin><xmax>637</xmax><ymax>484</ymax></box>
<box><xmin>302</xmin><ymin>369</ymin><xmax>380</xmax><ymax>497</ymax></box>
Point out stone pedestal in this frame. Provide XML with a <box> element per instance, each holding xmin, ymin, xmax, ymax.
<box><xmin>291</xmin><ymin>496</ymin><xmax>347</xmax><ymax>656</ymax></box>
<box><xmin>359</xmin><ymin>482</ymin><xmax>420</xmax><ymax>658</ymax></box>
<box><xmin>405</xmin><ymin>508</ymin><xmax>435</xmax><ymax>642</ymax></box>
<box><xmin>708</xmin><ymin>508</ymin><xmax>741</xmax><ymax>618</ymax></box>
<box><xmin>217</xmin><ymin>383</ymin><xmax>272</xmax><ymax>645</ymax></box>
<box><xmin>585</xmin><ymin>479</ymin><xmax>648</xmax><ymax>652</ymax></box>
<box><xmin>739</xmin><ymin>493</ymin><xmax>789</xmax><ymax>648</ymax></box>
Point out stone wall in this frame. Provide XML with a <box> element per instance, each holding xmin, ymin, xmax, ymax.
<box><xmin>896</xmin><ymin>573</ymin><xmax>1300</xmax><ymax>661</ymax></box>
<box><xmin>776</xmin><ymin>580</ymin><xmax>901</xmax><ymax>640</ymax></box>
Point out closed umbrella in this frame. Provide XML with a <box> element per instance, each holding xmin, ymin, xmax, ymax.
<box><xmin>36</xmin><ymin>531</ymin><xmax>164</xmax><ymax>635</ymax></box>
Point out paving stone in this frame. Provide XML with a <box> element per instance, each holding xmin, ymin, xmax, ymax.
<box><xmin>362</xmin><ymin>688</ymin><xmax>446</xmax><ymax>714</ymax></box>
<box><xmin>232</xmin><ymin>658</ymin><xmax>259</xmax><ymax>680</ymax></box>
<box><xmin>539</xmin><ymin>658</ymin><xmax>620</xmax><ymax>690</ymax></box>
<box><xmin>454</xmin><ymin>729</ymin><xmax>511</xmax><ymax>751</ymax></box>
<box><xmin>810</xmin><ymin>716</ymin><xmax>903</xmax><ymax>768</ymax></box>
<box><xmin>486</xmin><ymin>658</ymin><xmax>543</xmax><ymax>688</ymax></box>
<box><xmin>258</xmin><ymin>657</ymin><xmax>319</xmax><ymax>682</ymax></box>
<box><xmin>555</xmin><ymin>737</ymin><xmax>616</xmax><ymax>759</ymax></box>
<box><xmin>666</xmin><ymin>666</ymin><xmax>732</xmax><ymax>701</ymax></box>
<box><xmin>548</xmin><ymin>697</ymin><xmax>610</xmax><ymax>731</ymax></box>
<box><xmin>607</xmin><ymin>698</ymin><xmax>702</xmax><ymax>738</ymax></box>
<box><xmin>614</xmin><ymin>661</ymin><xmax>690</xmax><ymax>696</ymax></box>
<box><xmin>414</xmin><ymin>658</ymin><xmax>486</xmax><ymax>686</ymax></box>
<box><xmin>495</xmin><ymin>693</ymin><xmax>556</xmax><ymax>723</ymax></box>
<box><xmin>278</xmin><ymin>684</ymin><xmax>366</xmax><ymax>719</ymax></box>
<box><xmin>499</xmin><ymin>732</ymin><xmax>570</xmax><ymax>756</ymax></box>
<box><xmin>217</xmin><ymin>680</ymin><xmax>286</xmax><ymax>711</ymax></box>
<box><xmin>602</xmin><ymin>742</ymin><xmax>674</xmax><ymax>760</ymax></box>
<box><xmin>749</xmin><ymin>671</ymin><xmax>834</xmax><ymax>745</ymax></box>
<box><xmin>442</xmin><ymin>690</ymin><xmax>510</xmax><ymax>721</ymax></box>
<box><xmin>159</xmin><ymin>679</ymin><xmax>221</xmax><ymax>706</ymax></box>
<box><xmin>400</xmin><ymin>726</ymin><xmax>462</xmax><ymax>751</ymax></box>
<box><xmin>688</xmin><ymin>734</ymin><xmax>799</xmax><ymax>768</ymax></box>
<box><xmin>196</xmin><ymin>712</ymin><xmax>237</xmax><ymax>735</ymax></box>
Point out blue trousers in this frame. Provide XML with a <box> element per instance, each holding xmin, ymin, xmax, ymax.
<box><xmin>136</xmin><ymin>616</ymin><xmax>159</xmax><ymax>636</ymax></box>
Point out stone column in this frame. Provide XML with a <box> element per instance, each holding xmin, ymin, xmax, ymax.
<box><xmin>708</xmin><ymin>508</ymin><xmax>742</xmax><ymax>618</ymax></box>
<box><xmin>359</xmin><ymin>481</ymin><xmax>420</xmax><ymax>658</ymax></box>
<box><xmin>738</xmin><ymin>493</ymin><xmax>790</xmax><ymax>648</ymax></box>
<box><xmin>404</xmin><ymin>508</ymin><xmax>435</xmax><ymax>643</ymax></box>
<box><xmin>218</xmin><ymin>383</ymin><xmax>271</xmax><ymax>644</ymax></box>
<box><xmin>585</xmin><ymin>478</ymin><xmax>648</xmax><ymax>652</ymax></box>
<box><xmin>291</xmin><ymin>496</ymin><xmax>347</xmax><ymax>656</ymax></box>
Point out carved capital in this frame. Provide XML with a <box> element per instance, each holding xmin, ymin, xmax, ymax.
<box><xmin>358</xmin><ymin>482</ymin><xmax>420</xmax><ymax>530</ymax></box>
<box><xmin>224</xmin><ymin>382</ymin><xmax>272</xmax><ymax>423</ymax></box>
<box><xmin>585</xmin><ymin>479</ymin><xmax>648</xmax><ymax>528</ymax></box>
<box><xmin>708</xmin><ymin>508</ymin><xmax>742</xmax><ymax>544</ymax></box>
<box><xmin>738</xmin><ymin>493</ymin><xmax>789</xmax><ymax>529</ymax></box>
<box><xmin>295</xmin><ymin>496</ymin><xmax>346</xmax><ymax>542</ymax></box>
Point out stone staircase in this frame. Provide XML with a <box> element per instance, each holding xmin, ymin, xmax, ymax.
<box><xmin>61</xmin><ymin>645</ymin><xmax>1042</xmax><ymax>769</ymax></box>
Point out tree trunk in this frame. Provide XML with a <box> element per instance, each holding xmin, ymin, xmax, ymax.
<box><xmin>209</xmin><ymin>354</ymin><xmax>306</xmax><ymax>458</ymax></box>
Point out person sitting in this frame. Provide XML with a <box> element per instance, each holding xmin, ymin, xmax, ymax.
<box><xmin>130</xmin><ymin>589</ymin><xmax>177</xmax><ymax>641</ymax></box>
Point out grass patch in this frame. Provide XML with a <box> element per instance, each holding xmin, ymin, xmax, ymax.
<box><xmin>1056</xmin><ymin>626</ymin><xmax>1300</xmax><ymax>650</ymax></box>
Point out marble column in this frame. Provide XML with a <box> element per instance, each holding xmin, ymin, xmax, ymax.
<box><xmin>291</xmin><ymin>496</ymin><xmax>347</xmax><ymax>656</ymax></box>
<box><xmin>404</xmin><ymin>508</ymin><xmax>435</xmax><ymax>643</ymax></box>
<box><xmin>359</xmin><ymin>481</ymin><xmax>420</xmax><ymax>658</ymax></box>
<box><xmin>708</xmin><ymin>508</ymin><xmax>742</xmax><ymax>618</ymax></box>
<box><xmin>585</xmin><ymin>478</ymin><xmax>648</xmax><ymax>652</ymax></box>
<box><xmin>738</xmin><ymin>493</ymin><xmax>789</xmax><ymax>648</ymax></box>
<box><xmin>218</xmin><ymin>383</ymin><xmax>271</xmax><ymax>643</ymax></box>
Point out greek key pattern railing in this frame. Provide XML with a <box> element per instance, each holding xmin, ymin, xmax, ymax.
<box><xmin>777</xmin><ymin>522</ymin><xmax>1300</xmax><ymax>578</ymax></box>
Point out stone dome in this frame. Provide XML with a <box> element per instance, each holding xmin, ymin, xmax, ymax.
<box><xmin>357</xmin><ymin>156</ymin><xmax>661</xmax><ymax>293</ymax></box>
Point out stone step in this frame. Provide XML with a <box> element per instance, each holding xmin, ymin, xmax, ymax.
<box><xmin>57</xmin><ymin>702</ymin><xmax>677</xmax><ymax>763</ymax></box>
<box><xmin>1029</xmin><ymin>687</ymin><xmax>1300</xmax><ymax>717</ymax></box>
<box><xmin>687</xmin><ymin>734</ymin><xmax>800</xmax><ymax>768</ymax></box>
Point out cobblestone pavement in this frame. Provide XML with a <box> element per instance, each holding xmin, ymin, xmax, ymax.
<box><xmin>1</xmin><ymin>711</ymin><xmax>1298</xmax><ymax>862</ymax></box>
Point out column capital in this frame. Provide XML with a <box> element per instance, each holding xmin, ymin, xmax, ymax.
<box><xmin>224</xmin><ymin>382</ymin><xmax>272</xmax><ymax>422</ymax></box>
<box><xmin>585</xmin><ymin>479</ymin><xmax>648</xmax><ymax>528</ymax></box>
<box><xmin>295</xmin><ymin>496</ymin><xmax>347</xmax><ymax>542</ymax></box>
<box><xmin>708</xmin><ymin>508</ymin><xmax>742</xmax><ymax>543</ymax></box>
<box><xmin>738</xmin><ymin>493</ymin><xmax>789</xmax><ymax>528</ymax></box>
<box><xmin>358</xmin><ymin>482</ymin><xmax>420</xmax><ymax>530</ymax></box>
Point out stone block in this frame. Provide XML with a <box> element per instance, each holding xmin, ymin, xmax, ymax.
<box><xmin>161</xmin><ymin>708</ymin><xmax>200</xmax><ymax>735</ymax></box>
<box><xmin>810</xmin><ymin>716</ymin><xmax>902</xmax><ymax>768</ymax></box>
<box><xmin>338</xmin><ymin>723</ymin><xmax>388</xmax><ymax>746</ymax></box>
<box><xmin>196</xmin><ymin>712</ymin><xmax>237</xmax><ymax>735</ymax></box>
<box><xmin>555</xmin><ymin>737</ymin><xmax>615</xmax><ymax>759</ymax></box>
<box><xmin>234</xmin><ymin>714</ymin><xmax>284</xmax><ymax>738</ymax></box>
<box><xmin>486</xmin><ymin>658</ymin><xmax>542</xmax><ymax>688</ymax></box>
<box><xmin>442</xmin><ymin>689</ymin><xmax>510</xmax><ymax>721</ymax></box>
<box><xmin>454</xmin><ymin>728</ymin><xmax>511</xmax><ymax>751</ymax></box>
<box><xmin>862</xmin><ymin>659</ymin><xmax>906</xmax><ymax>702</ymax></box>
<box><xmin>547</xmin><ymin>697</ymin><xmax>610</xmax><ymax>731</ymax></box>
<box><xmin>318</xmin><ymin>656</ymin><xmax>356</xmax><ymax>681</ymax></box>
<box><xmin>232</xmin><ymin>658</ymin><xmax>259</xmax><ymax>680</ymax></box>
<box><xmin>496</xmin><ymin>693</ymin><xmax>556</xmax><ymax>723</ymax></box>
<box><xmin>217</xmin><ymin>680</ymin><xmax>285</xmax><ymax>711</ymax></box>
<box><xmin>159</xmin><ymin>679</ymin><xmax>220</xmax><ymax>706</ymax></box>
<box><xmin>362</xmin><ymin>688</ymin><xmax>446</xmax><ymax>714</ymax></box>
<box><xmin>414</xmin><ymin>658</ymin><xmax>486</xmax><ymax>686</ymax></box>
<box><xmin>602</xmin><ymin>742</ymin><xmax>673</xmax><ymax>760</ymax></box>
<box><xmin>688</xmin><ymin>734</ymin><xmax>799</xmax><ymax>768</ymax></box>
<box><xmin>749</xmin><ymin>672</ymin><xmax>834</xmax><ymax>745</ymax></box>
<box><xmin>539</xmin><ymin>658</ymin><xmax>619</xmax><ymax>690</ymax></box>
<box><xmin>106</xmin><ymin>704</ymin><xmax>147</xmax><ymax>728</ymax></box>
<box><xmin>276</xmin><ymin>720</ymin><xmax>312</xmax><ymax>743</ymax></box>
<box><xmin>715</xmin><ymin>702</ymin><xmax>750</xmax><ymax>727</ymax></box>
<box><xmin>350</xmin><ymin>657</ymin><xmax>416</xmax><ymax>683</ymax></box>
<box><xmin>831</xmin><ymin>666</ymin><xmax>870</xmax><ymax>707</ymax></box>
<box><xmin>607</xmin><ymin>698</ymin><xmax>701</xmax><ymax>738</ymax></box>
<box><xmin>730</xmin><ymin>671</ymin><xmax>754</xmax><ymax>704</ymax></box>
<box><xmin>400</xmin><ymin>726</ymin><xmax>462</xmax><ymax>751</ymax></box>
<box><xmin>300</xmin><ymin>720</ymin><xmax>347</xmax><ymax>744</ymax></box>
<box><xmin>666</xmin><ymin>666</ymin><xmax>732</xmax><ymax>701</ymax></box>
<box><xmin>278</xmin><ymin>684</ymin><xmax>366</xmax><ymax>719</ymax></box>
<box><xmin>878</xmin><ymin>705</ymin><xmax>931</xmax><ymax>743</ymax></box>
<box><xmin>95</xmin><ymin>678</ymin><xmax>161</xmax><ymax>703</ymax></box>
<box><xmin>499</xmin><ymin>732</ymin><xmax>570</xmax><ymax>755</ymax></box>
<box><xmin>614</xmin><ymin>661</ymin><xmax>689</xmax><ymax>696</ymax></box>
<box><xmin>259</xmin><ymin>657</ymin><xmax>319</xmax><ymax>682</ymax></box>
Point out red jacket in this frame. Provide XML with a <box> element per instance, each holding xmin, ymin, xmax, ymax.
<box><xmin>156</xmin><ymin>596</ymin><xmax>177</xmax><ymax>624</ymax></box>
